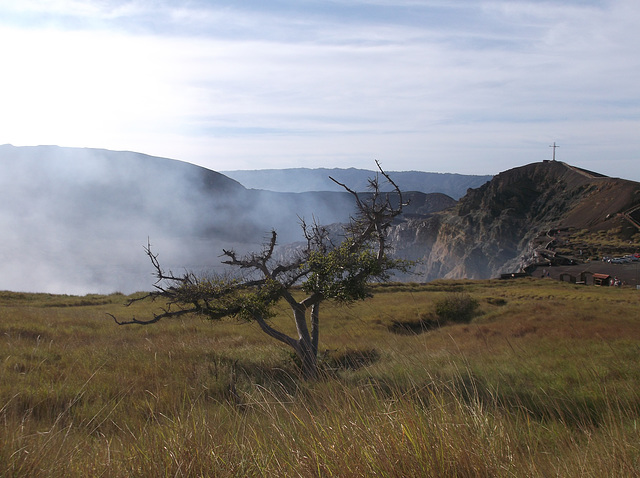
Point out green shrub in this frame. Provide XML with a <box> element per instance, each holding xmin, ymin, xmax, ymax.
<box><xmin>434</xmin><ymin>292</ymin><xmax>479</xmax><ymax>324</ymax></box>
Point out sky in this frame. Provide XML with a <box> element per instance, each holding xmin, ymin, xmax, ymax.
<box><xmin>0</xmin><ymin>0</ymin><xmax>639</xmax><ymax>180</ymax></box>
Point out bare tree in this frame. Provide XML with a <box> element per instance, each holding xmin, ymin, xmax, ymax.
<box><xmin>112</xmin><ymin>162</ymin><xmax>410</xmax><ymax>378</ymax></box>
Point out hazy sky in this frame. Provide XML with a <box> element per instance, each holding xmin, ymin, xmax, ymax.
<box><xmin>1</xmin><ymin>0</ymin><xmax>638</xmax><ymax>179</ymax></box>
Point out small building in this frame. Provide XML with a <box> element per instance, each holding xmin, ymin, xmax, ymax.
<box><xmin>559</xmin><ymin>273</ymin><xmax>576</xmax><ymax>283</ymax></box>
<box><xmin>593</xmin><ymin>273</ymin><xmax>611</xmax><ymax>286</ymax></box>
<box><xmin>576</xmin><ymin>271</ymin><xmax>594</xmax><ymax>285</ymax></box>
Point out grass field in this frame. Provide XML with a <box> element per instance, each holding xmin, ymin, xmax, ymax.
<box><xmin>1</xmin><ymin>278</ymin><xmax>639</xmax><ymax>477</ymax></box>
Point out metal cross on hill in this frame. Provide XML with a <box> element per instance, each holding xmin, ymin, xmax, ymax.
<box><xmin>549</xmin><ymin>142</ymin><xmax>559</xmax><ymax>161</ymax></box>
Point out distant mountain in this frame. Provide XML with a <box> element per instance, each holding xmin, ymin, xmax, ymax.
<box><xmin>221</xmin><ymin>167</ymin><xmax>492</xmax><ymax>199</ymax></box>
<box><xmin>0</xmin><ymin>145</ymin><xmax>454</xmax><ymax>294</ymax></box>
<box><xmin>390</xmin><ymin>161</ymin><xmax>640</xmax><ymax>281</ymax></box>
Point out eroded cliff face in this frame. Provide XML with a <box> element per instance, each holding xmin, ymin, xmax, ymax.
<box><xmin>391</xmin><ymin>208</ymin><xmax>524</xmax><ymax>281</ymax></box>
<box><xmin>389</xmin><ymin>161</ymin><xmax>640</xmax><ymax>281</ymax></box>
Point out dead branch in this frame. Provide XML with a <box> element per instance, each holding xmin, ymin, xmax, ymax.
<box><xmin>108</xmin><ymin>307</ymin><xmax>195</xmax><ymax>325</ymax></box>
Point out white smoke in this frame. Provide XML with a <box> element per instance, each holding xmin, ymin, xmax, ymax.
<box><xmin>0</xmin><ymin>145</ymin><xmax>358</xmax><ymax>294</ymax></box>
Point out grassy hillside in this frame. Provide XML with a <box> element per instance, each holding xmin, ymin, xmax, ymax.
<box><xmin>1</xmin><ymin>280</ymin><xmax>639</xmax><ymax>476</ymax></box>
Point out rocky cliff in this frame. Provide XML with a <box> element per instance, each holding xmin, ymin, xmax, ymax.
<box><xmin>391</xmin><ymin>161</ymin><xmax>640</xmax><ymax>281</ymax></box>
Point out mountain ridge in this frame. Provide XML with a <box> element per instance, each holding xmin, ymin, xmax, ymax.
<box><xmin>221</xmin><ymin>167</ymin><xmax>492</xmax><ymax>199</ymax></box>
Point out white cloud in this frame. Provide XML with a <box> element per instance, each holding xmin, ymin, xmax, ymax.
<box><xmin>0</xmin><ymin>0</ymin><xmax>638</xmax><ymax>179</ymax></box>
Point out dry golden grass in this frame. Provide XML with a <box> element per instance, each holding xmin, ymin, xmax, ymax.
<box><xmin>1</xmin><ymin>279</ymin><xmax>639</xmax><ymax>476</ymax></box>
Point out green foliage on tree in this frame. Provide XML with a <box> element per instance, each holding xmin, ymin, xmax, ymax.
<box><xmin>113</xmin><ymin>163</ymin><xmax>412</xmax><ymax>378</ymax></box>
<box><xmin>302</xmin><ymin>239</ymin><xmax>402</xmax><ymax>303</ymax></box>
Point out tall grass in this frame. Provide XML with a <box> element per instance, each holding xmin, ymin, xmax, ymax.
<box><xmin>1</xmin><ymin>280</ymin><xmax>640</xmax><ymax>476</ymax></box>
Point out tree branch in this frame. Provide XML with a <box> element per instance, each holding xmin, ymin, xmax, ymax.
<box><xmin>108</xmin><ymin>307</ymin><xmax>195</xmax><ymax>325</ymax></box>
<box><xmin>252</xmin><ymin>313</ymin><xmax>299</xmax><ymax>350</ymax></box>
